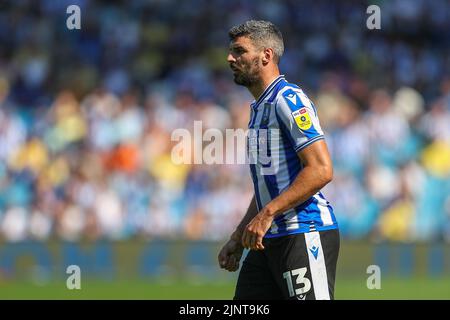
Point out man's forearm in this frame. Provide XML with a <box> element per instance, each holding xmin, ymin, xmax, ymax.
<box><xmin>231</xmin><ymin>195</ymin><xmax>258</xmax><ymax>241</ymax></box>
<box><xmin>265</xmin><ymin>165</ymin><xmax>332</xmax><ymax>218</ymax></box>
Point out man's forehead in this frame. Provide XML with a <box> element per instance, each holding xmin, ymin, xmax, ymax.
<box><xmin>229</xmin><ymin>36</ymin><xmax>253</xmax><ymax>48</ymax></box>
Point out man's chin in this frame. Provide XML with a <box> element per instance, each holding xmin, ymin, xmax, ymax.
<box><xmin>233</xmin><ymin>75</ymin><xmax>248</xmax><ymax>86</ymax></box>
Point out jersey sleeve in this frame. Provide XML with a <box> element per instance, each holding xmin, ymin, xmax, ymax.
<box><xmin>275</xmin><ymin>88</ymin><xmax>324</xmax><ymax>152</ymax></box>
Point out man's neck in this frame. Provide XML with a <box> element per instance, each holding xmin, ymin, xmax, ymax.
<box><xmin>248</xmin><ymin>72</ymin><xmax>281</xmax><ymax>101</ymax></box>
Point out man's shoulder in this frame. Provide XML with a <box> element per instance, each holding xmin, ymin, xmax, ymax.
<box><xmin>274</xmin><ymin>80</ymin><xmax>310</xmax><ymax>107</ymax></box>
<box><xmin>282</xmin><ymin>79</ymin><xmax>302</xmax><ymax>91</ymax></box>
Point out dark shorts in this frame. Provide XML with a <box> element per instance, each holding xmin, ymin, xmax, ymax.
<box><xmin>234</xmin><ymin>228</ymin><xmax>340</xmax><ymax>300</ymax></box>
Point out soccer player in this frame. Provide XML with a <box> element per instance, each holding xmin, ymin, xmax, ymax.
<box><xmin>218</xmin><ymin>20</ymin><xmax>340</xmax><ymax>300</ymax></box>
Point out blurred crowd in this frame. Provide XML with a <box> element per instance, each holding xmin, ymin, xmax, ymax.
<box><xmin>0</xmin><ymin>0</ymin><xmax>449</xmax><ymax>242</ymax></box>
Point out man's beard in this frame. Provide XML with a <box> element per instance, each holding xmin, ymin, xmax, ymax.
<box><xmin>232</xmin><ymin>58</ymin><xmax>260</xmax><ymax>87</ymax></box>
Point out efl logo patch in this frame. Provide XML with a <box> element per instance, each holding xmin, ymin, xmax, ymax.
<box><xmin>291</xmin><ymin>108</ymin><xmax>312</xmax><ymax>130</ymax></box>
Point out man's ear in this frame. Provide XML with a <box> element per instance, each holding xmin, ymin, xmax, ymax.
<box><xmin>262</xmin><ymin>48</ymin><xmax>273</xmax><ymax>65</ymax></box>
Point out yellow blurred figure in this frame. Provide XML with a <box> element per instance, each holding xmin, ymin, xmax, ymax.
<box><xmin>9</xmin><ymin>137</ymin><xmax>49</xmax><ymax>174</ymax></box>
<box><xmin>44</xmin><ymin>156</ymin><xmax>70</xmax><ymax>187</ymax></box>
<box><xmin>421</xmin><ymin>140</ymin><xmax>450</xmax><ymax>178</ymax></box>
<box><xmin>378</xmin><ymin>199</ymin><xmax>415</xmax><ymax>241</ymax></box>
<box><xmin>148</xmin><ymin>153</ymin><xmax>190</xmax><ymax>192</ymax></box>
<box><xmin>53</xmin><ymin>91</ymin><xmax>87</xmax><ymax>146</ymax></box>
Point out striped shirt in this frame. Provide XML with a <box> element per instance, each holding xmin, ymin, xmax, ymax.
<box><xmin>247</xmin><ymin>75</ymin><xmax>338</xmax><ymax>238</ymax></box>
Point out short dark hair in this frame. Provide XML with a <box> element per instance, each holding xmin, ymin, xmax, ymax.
<box><xmin>228</xmin><ymin>20</ymin><xmax>284</xmax><ymax>63</ymax></box>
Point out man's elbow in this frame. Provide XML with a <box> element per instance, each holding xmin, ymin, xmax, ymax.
<box><xmin>319</xmin><ymin>164</ymin><xmax>333</xmax><ymax>186</ymax></box>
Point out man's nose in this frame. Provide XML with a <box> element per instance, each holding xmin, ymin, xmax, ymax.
<box><xmin>227</xmin><ymin>53</ymin><xmax>236</xmax><ymax>63</ymax></box>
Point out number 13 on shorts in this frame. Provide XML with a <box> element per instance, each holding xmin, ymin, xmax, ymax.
<box><xmin>283</xmin><ymin>267</ymin><xmax>312</xmax><ymax>298</ymax></box>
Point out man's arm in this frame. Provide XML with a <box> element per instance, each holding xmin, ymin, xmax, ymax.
<box><xmin>241</xmin><ymin>139</ymin><xmax>333</xmax><ymax>250</ymax></box>
<box><xmin>266</xmin><ymin>139</ymin><xmax>333</xmax><ymax>216</ymax></box>
<box><xmin>218</xmin><ymin>195</ymin><xmax>258</xmax><ymax>272</ymax></box>
<box><xmin>230</xmin><ymin>195</ymin><xmax>258</xmax><ymax>241</ymax></box>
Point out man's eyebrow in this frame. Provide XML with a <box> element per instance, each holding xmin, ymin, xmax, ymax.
<box><xmin>229</xmin><ymin>44</ymin><xmax>246</xmax><ymax>50</ymax></box>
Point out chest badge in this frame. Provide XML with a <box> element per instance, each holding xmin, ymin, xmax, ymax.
<box><xmin>260</xmin><ymin>103</ymin><xmax>271</xmax><ymax>127</ymax></box>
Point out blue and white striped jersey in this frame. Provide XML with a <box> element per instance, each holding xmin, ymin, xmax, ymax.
<box><xmin>247</xmin><ymin>75</ymin><xmax>338</xmax><ymax>238</ymax></box>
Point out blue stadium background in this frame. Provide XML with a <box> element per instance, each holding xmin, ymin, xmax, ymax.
<box><xmin>0</xmin><ymin>0</ymin><xmax>449</xmax><ymax>291</ymax></box>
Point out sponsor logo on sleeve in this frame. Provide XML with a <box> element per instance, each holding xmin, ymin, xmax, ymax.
<box><xmin>292</xmin><ymin>108</ymin><xmax>312</xmax><ymax>130</ymax></box>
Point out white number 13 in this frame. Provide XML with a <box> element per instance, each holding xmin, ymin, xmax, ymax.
<box><xmin>283</xmin><ymin>267</ymin><xmax>311</xmax><ymax>297</ymax></box>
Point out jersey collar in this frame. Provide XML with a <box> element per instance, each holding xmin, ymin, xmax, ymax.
<box><xmin>251</xmin><ymin>75</ymin><xmax>286</xmax><ymax>109</ymax></box>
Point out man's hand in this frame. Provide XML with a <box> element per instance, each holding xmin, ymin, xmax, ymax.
<box><xmin>218</xmin><ymin>236</ymin><xmax>244</xmax><ymax>272</ymax></box>
<box><xmin>241</xmin><ymin>208</ymin><xmax>274</xmax><ymax>250</ymax></box>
